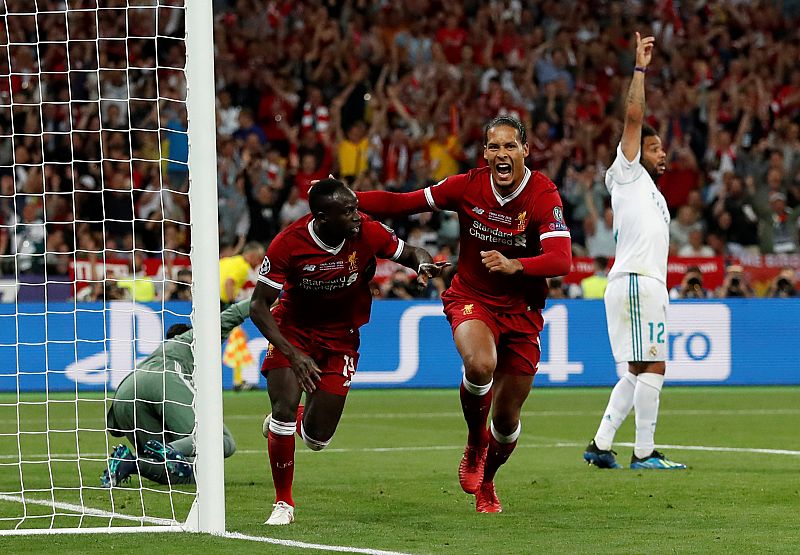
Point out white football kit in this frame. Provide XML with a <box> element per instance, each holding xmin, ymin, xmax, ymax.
<box><xmin>604</xmin><ymin>143</ymin><xmax>670</xmax><ymax>362</ymax></box>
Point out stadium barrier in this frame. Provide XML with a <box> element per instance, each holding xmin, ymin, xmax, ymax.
<box><xmin>2</xmin><ymin>299</ymin><xmax>798</xmax><ymax>392</ymax></box>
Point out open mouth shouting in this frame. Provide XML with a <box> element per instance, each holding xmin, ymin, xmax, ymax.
<box><xmin>495</xmin><ymin>161</ymin><xmax>513</xmax><ymax>182</ymax></box>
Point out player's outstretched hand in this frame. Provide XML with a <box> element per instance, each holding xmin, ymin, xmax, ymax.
<box><xmin>288</xmin><ymin>350</ymin><xmax>321</xmax><ymax>393</ymax></box>
<box><xmin>635</xmin><ymin>32</ymin><xmax>655</xmax><ymax>68</ymax></box>
<box><xmin>415</xmin><ymin>261</ymin><xmax>451</xmax><ymax>287</ymax></box>
<box><xmin>481</xmin><ymin>250</ymin><xmax>523</xmax><ymax>275</ymax></box>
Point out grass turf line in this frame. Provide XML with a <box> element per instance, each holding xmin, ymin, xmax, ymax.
<box><xmin>1</xmin><ymin>387</ymin><xmax>799</xmax><ymax>554</ymax></box>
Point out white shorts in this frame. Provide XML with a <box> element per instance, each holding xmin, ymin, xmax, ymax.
<box><xmin>604</xmin><ymin>273</ymin><xmax>668</xmax><ymax>362</ymax></box>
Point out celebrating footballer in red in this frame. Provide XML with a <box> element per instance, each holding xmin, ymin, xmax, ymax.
<box><xmin>356</xmin><ymin>115</ymin><xmax>572</xmax><ymax>513</ymax></box>
<box><xmin>250</xmin><ymin>178</ymin><xmax>447</xmax><ymax>525</ymax></box>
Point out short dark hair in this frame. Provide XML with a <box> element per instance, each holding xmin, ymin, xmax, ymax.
<box><xmin>484</xmin><ymin>115</ymin><xmax>527</xmax><ymax>146</ymax></box>
<box><xmin>166</xmin><ymin>323</ymin><xmax>192</xmax><ymax>339</ymax></box>
<box><xmin>308</xmin><ymin>177</ymin><xmax>351</xmax><ymax>216</ymax></box>
<box><xmin>641</xmin><ymin>123</ymin><xmax>658</xmax><ymax>147</ymax></box>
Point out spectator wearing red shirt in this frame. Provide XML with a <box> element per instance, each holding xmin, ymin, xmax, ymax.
<box><xmin>300</xmin><ymin>84</ymin><xmax>331</xmax><ymax>138</ymax></box>
<box><xmin>528</xmin><ymin>120</ymin><xmax>553</xmax><ymax>171</ymax></box>
<box><xmin>293</xmin><ymin>149</ymin><xmax>333</xmax><ymax>201</ymax></box>
<box><xmin>660</xmin><ymin>142</ymin><xmax>701</xmax><ymax>210</ymax></box>
<box><xmin>382</xmin><ymin>127</ymin><xmax>413</xmax><ymax>190</ymax></box>
<box><xmin>257</xmin><ymin>73</ymin><xmax>299</xmax><ymax>155</ymax></box>
<box><xmin>435</xmin><ymin>14</ymin><xmax>468</xmax><ymax>65</ymax></box>
<box><xmin>575</xmin><ymin>85</ymin><xmax>604</xmax><ymax>124</ymax></box>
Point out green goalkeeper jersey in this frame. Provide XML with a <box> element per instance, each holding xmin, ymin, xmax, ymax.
<box><xmin>134</xmin><ymin>299</ymin><xmax>251</xmax><ymax>382</ymax></box>
<box><xmin>108</xmin><ymin>300</ymin><xmax>250</xmax><ymax>460</ymax></box>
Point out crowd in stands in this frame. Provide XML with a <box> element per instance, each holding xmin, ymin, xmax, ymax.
<box><xmin>2</xmin><ymin>0</ymin><xmax>800</xmax><ymax>300</ymax></box>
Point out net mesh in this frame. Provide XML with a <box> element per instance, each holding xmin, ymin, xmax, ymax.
<box><xmin>0</xmin><ymin>0</ymin><xmax>198</xmax><ymax>531</ymax></box>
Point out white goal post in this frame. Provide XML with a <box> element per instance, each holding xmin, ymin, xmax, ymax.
<box><xmin>185</xmin><ymin>0</ymin><xmax>225</xmax><ymax>536</ymax></box>
<box><xmin>0</xmin><ymin>0</ymin><xmax>224</xmax><ymax>536</ymax></box>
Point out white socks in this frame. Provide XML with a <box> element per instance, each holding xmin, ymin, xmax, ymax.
<box><xmin>633</xmin><ymin>372</ymin><xmax>664</xmax><ymax>459</ymax></box>
<box><xmin>462</xmin><ymin>374</ymin><xmax>493</xmax><ymax>396</ymax></box>
<box><xmin>594</xmin><ymin>371</ymin><xmax>665</xmax><ymax>457</ymax></box>
<box><xmin>490</xmin><ymin>420</ymin><xmax>521</xmax><ymax>444</ymax></box>
<box><xmin>270</xmin><ymin>416</ymin><xmax>331</xmax><ymax>451</ymax></box>
<box><xmin>593</xmin><ymin>371</ymin><xmax>637</xmax><ymax>451</ymax></box>
<box><xmin>301</xmin><ymin>423</ymin><xmax>330</xmax><ymax>451</ymax></box>
<box><xmin>268</xmin><ymin>417</ymin><xmax>296</xmax><ymax>437</ymax></box>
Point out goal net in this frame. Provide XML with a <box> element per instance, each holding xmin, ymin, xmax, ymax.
<box><xmin>0</xmin><ymin>0</ymin><xmax>223</xmax><ymax>535</ymax></box>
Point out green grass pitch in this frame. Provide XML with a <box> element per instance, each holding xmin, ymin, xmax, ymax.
<box><xmin>1</xmin><ymin>387</ymin><xmax>799</xmax><ymax>554</ymax></box>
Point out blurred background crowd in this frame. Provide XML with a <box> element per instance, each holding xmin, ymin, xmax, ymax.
<box><xmin>2</xmin><ymin>0</ymin><xmax>800</xmax><ymax>301</ymax></box>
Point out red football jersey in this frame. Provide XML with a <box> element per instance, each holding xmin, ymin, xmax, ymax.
<box><xmin>424</xmin><ymin>166</ymin><xmax>569</xmax><ymax>312</ymax></box>
<box><xmin>258</xmin><ymin>213</ymin><xmax>404</xmax><ymax>330</ymax></box>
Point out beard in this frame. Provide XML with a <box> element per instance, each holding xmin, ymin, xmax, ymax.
<box><xmin>643</xmin><ymin>161</ymin><xmax>663</xmax><ymax>184</ymax></box>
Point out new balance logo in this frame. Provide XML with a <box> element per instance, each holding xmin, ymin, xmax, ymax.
<box><xmin>302</xmin><ymin>264</ymin><xmax>316</xmax><ymax>271</ymax></box>
<box><xmin>472</xmin><ymin>206</ymin><xmax>485</xmax><ymax>215</ymax></box>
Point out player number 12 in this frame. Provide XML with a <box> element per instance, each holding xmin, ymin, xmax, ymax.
<box><xmin>648</xmin><ymin>322</ymin><xmax>665</xmax><ymax>344</ymax></box>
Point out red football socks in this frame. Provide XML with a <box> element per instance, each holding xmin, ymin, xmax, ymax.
<box><xmin>460</xmin><ymin>383</ymin><xmax>492</xmax><ymax>448</ymax></box>
<box><xmin>483</xmin><ymin>434</ymin><xmax>517</xmax><ymax>483</ymax></box>
<box><xmin>267</xmin><ymin>431</ymin><xmax>295</xmax><ymax>506</ymax></box>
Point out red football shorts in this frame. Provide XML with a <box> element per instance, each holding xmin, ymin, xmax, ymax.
<box><xmin>260</xmin><ymin>319</ymin><xmax>360</xmax><ymax>397</ymax></box>
<box><xmin>442</xmin><ymin>295</ymin><xmax>543</xmax><ymax>376</ymax></box>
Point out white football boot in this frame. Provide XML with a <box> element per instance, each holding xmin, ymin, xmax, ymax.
<box><xmin>265</xmin><ymin>501</ymin><xmax>295</xmax><ymax>525</ymax></box>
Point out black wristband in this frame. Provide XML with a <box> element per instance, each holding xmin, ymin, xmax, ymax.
<box><xmin>634</xmin><ymin>66</ymin><xmax>648</xmax><ymax>73</ymax></box>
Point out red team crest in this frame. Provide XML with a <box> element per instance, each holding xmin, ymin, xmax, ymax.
<box><xmin>516</xmin><ymin>210</ymin><xmax>527</xmax><ymax>232</ymax></box>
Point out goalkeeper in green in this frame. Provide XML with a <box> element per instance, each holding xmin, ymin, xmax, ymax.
<box><xmin>102</xmin><ymin>300</ymin><xmax>248</xmax><ymax>487</ymax></box>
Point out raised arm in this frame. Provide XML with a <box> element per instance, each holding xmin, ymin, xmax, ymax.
<box><xmin>620</xmin><ymin>32</ymin><xmax>655</xmax><ymax>162</ymax></box>
<box><xmin>330</xmin><ymin>81</ymin><xmax>357</xmax><ymax>144</ymax></box>
<box><xmin>386</xmin><ymin>84</ymin><xmax>422</xmax><ymax>139</ymax></box>
<box><xmin>220</xmin><ymin>299</ymin><xmax>251</xmax><ymax>341</ymax></box>
<box><xmin>168</xmin><ymin>299</ymin><xmax>252</xmax><ymax>347</ymax></box>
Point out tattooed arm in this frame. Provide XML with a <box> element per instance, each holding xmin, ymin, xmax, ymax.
<box><xmin>620</xmin><ymin>32</ymin><xmax>655</xmax><ymax>162</ymax></box>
